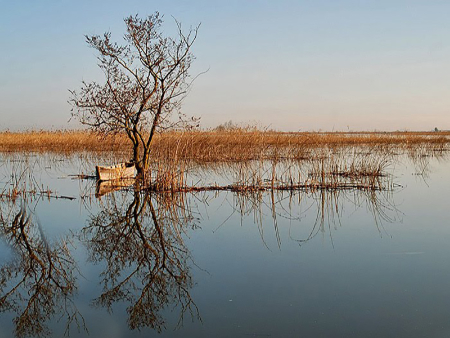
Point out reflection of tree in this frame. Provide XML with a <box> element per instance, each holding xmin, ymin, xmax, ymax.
<box><xmin>82</xmin><ymin>190</ymin><xmax>199</xmax><ymax>332</ymax></box>
<box><xmin>0</xmin><ymin>204</ymin><xmax>82</xmax><ymax>338</ymax></box>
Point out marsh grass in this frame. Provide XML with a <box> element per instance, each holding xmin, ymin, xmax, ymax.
<box><xmin>140</xmin><ymin>150</ymin><xmax>394</xmax><ymax>194</ymax></box>
<box><xmin>149</xmin><ymin>130</ymin><xmax>450</xmax><ymax>163</ymax></box>
<box><xmin>0</xmin><ymin>130</ymin><xmax>129</xmax><ymax>154</ymax></box>
<box><xmin>0</xmin><ymin>156</ymin><xmax>50</xmax><ymax>201</ymax></box>
<box><xmin>1</xmin><ymin>130</ymin><xmax>448</xmax><ymax>159</ymax></box>
<box><xmin>0</xmin><ymin>129</ymin><xmax>448</xmax><ymax>194</ymax></box>
<box><xmin>0</xmin><ymin>155</ymin><xmax>82</xmax><ymax>201</ymax></box>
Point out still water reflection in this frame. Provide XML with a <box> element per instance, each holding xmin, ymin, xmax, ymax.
<box><xmin>0</xmin><ymin>204</ymin><xmax>81</xmax><ymax>337</ymax></box>
<box><xmin>81</xmin><ymin>191</ymin><xmax>199</xmax><ymax>332</ymax></box>
<box><xmin>0</xmin><ymin>154</ymin><xmax>449</xmax><ymax>337</ymax></box>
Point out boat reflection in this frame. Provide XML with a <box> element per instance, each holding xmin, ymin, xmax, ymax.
<box><xmin>95</xmin><ymin>178</ymin><xmax>135</xmax><ymax>198</ymax></box>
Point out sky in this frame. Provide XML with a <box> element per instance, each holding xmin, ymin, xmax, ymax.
<box><xmin>1</xmin><ymin>0</ymin><xmax>449</xmax><ymax>131</ymax></box>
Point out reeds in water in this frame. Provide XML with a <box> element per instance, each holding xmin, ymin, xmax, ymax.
<box><xmin>0</xmin><ymin>130</ymin><xmax>448</xmax><ymax>162</ymax></box>
<box><xmin>0</xmin><ymin>129</ymin><xmax>448</xmax><ymax>195</ymax></box>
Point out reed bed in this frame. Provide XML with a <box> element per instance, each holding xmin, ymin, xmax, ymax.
<box><xmin>140</xmin><ymin>150</ymin><xmax>394</xmax><ymax>194</ymax></box>
<box><xmin>0</xmin><ymin>158</ymin><xmax>53</xmax><ymax>201</ymax></box>
<box><xmin>0</xmin><ymin>130</ymin><xmax>448</xmax><ymax>162</ymax></box>
<box><xmin>0</xmin><ymin>130</ymin><xmax>130</xmax><ymax>154</ymax></box>
<box><xmin>149</xmin><ymin>130</ymin><xmax>450</xmax><ymax>163</ymax></box>
<box><xmin>0</xmin><ymin>129</ymin><xmax>448</xmax><ymax>195</ymax></box>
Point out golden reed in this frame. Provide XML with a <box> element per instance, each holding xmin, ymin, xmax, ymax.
<box><xmin>0</xmin><ymin>129</ymin><xmax>448</xmax><ymax>162</ymax></box>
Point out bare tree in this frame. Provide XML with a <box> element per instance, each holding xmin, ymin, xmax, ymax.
<box><xmin>69</xmin><ymin>13</ymin><xmax>200</xmax><ymax>177</ymax></box>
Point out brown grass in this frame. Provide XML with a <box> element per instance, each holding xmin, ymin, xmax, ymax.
<box><xmin>149</xmin><ymin>130</ymin><xmax>449</xmax><ymax>162</ymax></box>
<box><xmin>1</xmin><ymin>129</ymin><xmax>447</xmax><ymax>161</ymax></box>
<box><xmin>0</xmin><ymin>129</ymin><xmax>448</xmax><ymax>194</ymax></box>
<box><xmin>0</xmin><ymin>130</ymin><xmax>129</xmax><ymax>153</ymax></box>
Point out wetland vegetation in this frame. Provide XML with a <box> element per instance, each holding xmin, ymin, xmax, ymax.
<box><xmin>0</xmin><ymin>129</ymin><xmax>448</xmax><ymax>193</ymax></box>
<box><xmin>0</xmin><ymin>129</ymin><xmax>449</xmax><ymax>337</ymax></box>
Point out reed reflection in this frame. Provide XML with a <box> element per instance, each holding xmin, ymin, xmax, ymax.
<box><xmin>227</xmin><ymin>186</ymin><xmax>400</xmax><ymax>248</ymax></box>
<box><xmin>407</xmin><ymin>145</ymin><xmax>449</xmax><ymax>179</ymax></box>
<box><xmin>81</xmin><ymin>190</ymin><xmax>200</xmax><ymax>332</ymax></box>
<box><xmin>0</xmin><ymin>203</ymin><xmax>82</xmax><ymax>338</ymax></box>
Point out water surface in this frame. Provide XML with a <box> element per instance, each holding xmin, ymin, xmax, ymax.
<box><xmin>0</xmin><ymin>153</ymin><xmax>449</xmax><ymax>338</ymax></box>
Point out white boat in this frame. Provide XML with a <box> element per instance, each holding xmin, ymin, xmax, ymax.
<box><xmin>96</xmin><ymin>162</ymin><xmax>136</xmax><ymax>181</ymax></box>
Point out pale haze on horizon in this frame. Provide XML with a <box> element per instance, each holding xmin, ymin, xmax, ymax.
<box><xmin>1</xmin><ymin>0</ymin><xmax>449</xmax><ymax>132</ymax></box>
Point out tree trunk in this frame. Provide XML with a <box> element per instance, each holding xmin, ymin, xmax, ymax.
<box><xmin>132</xmin><ymin>142</ymin><xmax>144</xmax><ymax>176</ymax></box>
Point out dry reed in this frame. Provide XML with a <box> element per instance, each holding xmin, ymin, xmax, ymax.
<box><xmin>1</xmin><ymin>129</ymin><xmax>448</xmax><ymax>194</ymax></box>
<box><xmin>0</xmin><ymin>130</ymin><xmax>448</xmax><ymax>162</ymax></box>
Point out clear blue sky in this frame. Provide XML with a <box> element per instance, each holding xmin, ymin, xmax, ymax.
<box><xmin>1</xmin><ymin>0</ymin><xmax>449</xmax><ymax>131</ymax></box>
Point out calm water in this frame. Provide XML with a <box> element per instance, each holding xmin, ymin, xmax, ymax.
<box><xmin>0</xmin><ymin>153</ymin><xmax>450</xmax><ymax>338</ymax></box>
